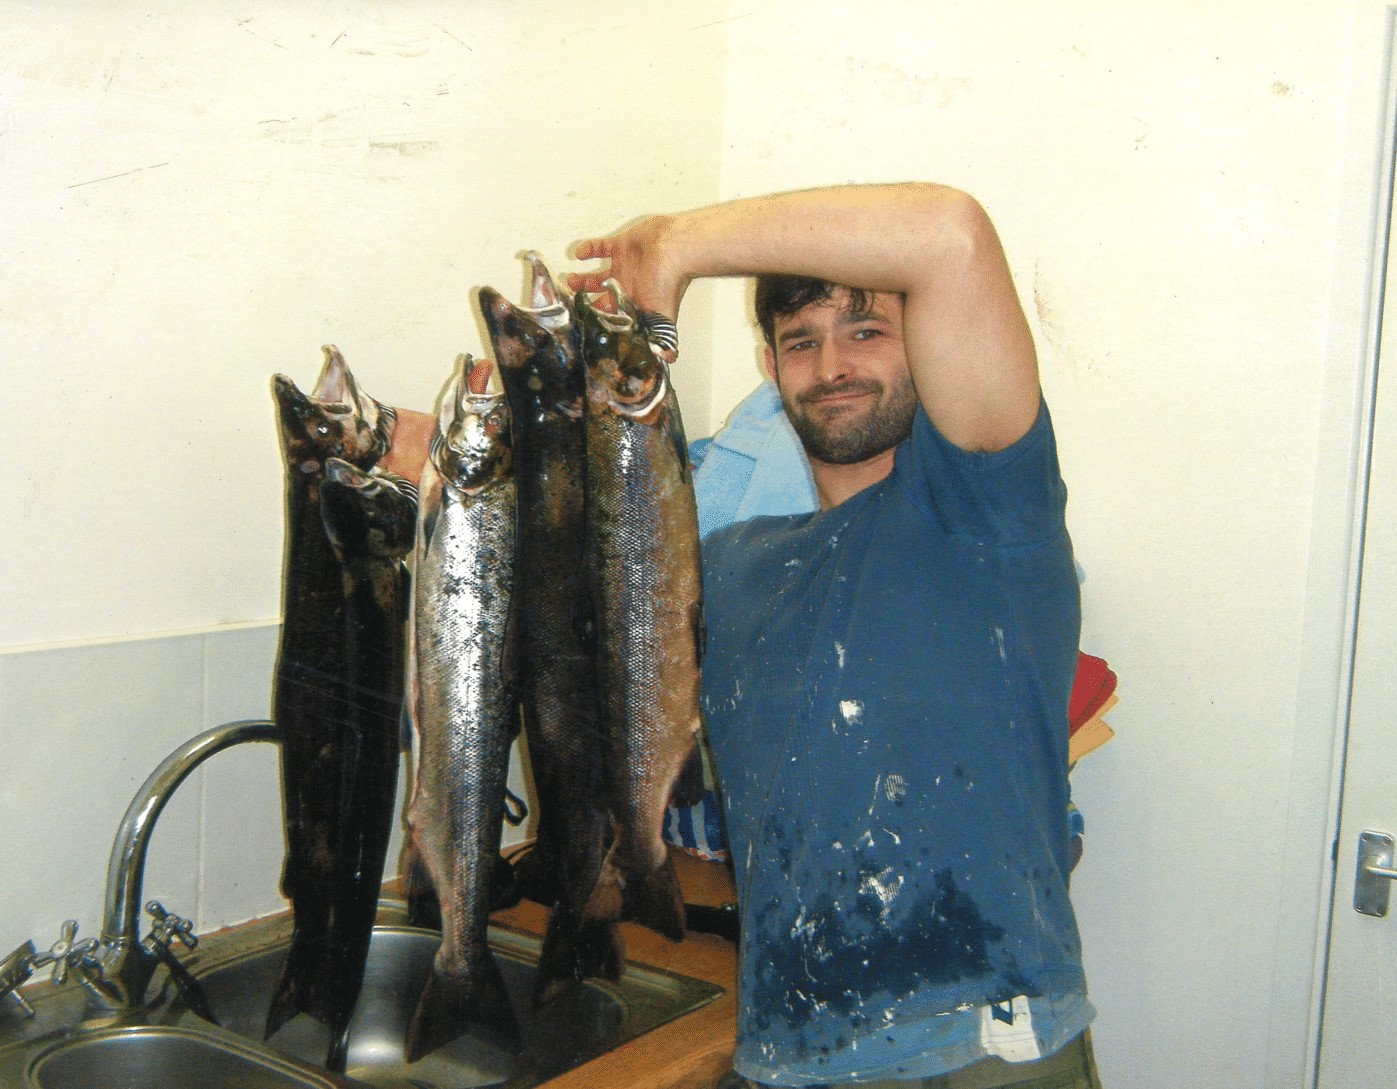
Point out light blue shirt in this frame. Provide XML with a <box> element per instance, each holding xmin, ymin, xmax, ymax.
<box><xmin>691</xmin><ymin>382</ymin><xmax>817</xmax><ymax>538</ymax></box>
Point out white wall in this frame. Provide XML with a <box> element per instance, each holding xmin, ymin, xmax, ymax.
<box><xmin>0</xmin><ymin>2</ymin><xmax>1385</xmax><ymax>1087</ymax></box>
<box><xmin>0</xmin><ymin>0</ymin><xmax>726</xmax><ymax>970</ymax></box>
<box><xmin>0</xmin><ymin>0</ymin><xmax>727</xmax><ymax>649</ymax></box>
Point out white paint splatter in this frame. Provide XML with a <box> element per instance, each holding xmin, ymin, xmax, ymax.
<box><xmin>881</xmin><ymin>826</ymin><xmax>902</xmax><ymax>845</ymax></box>
<box><xmin>884</xmin><ymin>773</ymin><xmax>907</xmax><ymax>802</ymax></box>
<box><xmin>860</xmin><ymin>866</ymin><xmax>903</xmax><ymax>909</ymax></box>
<box><xmin>840</xmin><ymin>698</ymin><xmax>864</xmax><ymax>725</ymax></box>
<box><xmin>993</xmin><ymin>626</ymin><xmax>1006</xmax><ymax>662</ymax></box>
<box><xmin>835</xmin><ymin>641</ymin><xmax>846</xmax><ymax>667</ymax></box>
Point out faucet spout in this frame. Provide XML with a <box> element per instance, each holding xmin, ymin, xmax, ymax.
<box><xmin>99</xmin><ymin>719</ymin><xmax>280</xmax><ymax>1007</ymax></box>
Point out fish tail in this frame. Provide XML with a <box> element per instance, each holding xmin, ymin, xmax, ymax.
<box><xmin>264</xmin><ymin>936</ymin><xmax>320</xmax><ymax>1038</ymax></box>
<box><xmin>532</xmin><ymin>909</ymin><xmax>624</xmax><ymax>1007</ymax></box>
<box><xmin>325</xmin><ymin>1019</ymin><xmax>351</xmax><ymax>1074</ymax></box>
<box><xmin>404</xmin><ymin>955</ymin><xmax>521</xmax><ymax>1063</ymax></box>
<box><xmin>583</xmin><ymin>846</ymin><xmax>687</xmax><ymax>942</ymax></box>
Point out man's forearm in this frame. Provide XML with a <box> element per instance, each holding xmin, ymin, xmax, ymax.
<box><xmin>654</xmin><ymin>182</ymin><xmax>986</xmax><ymax>296</ymax></box>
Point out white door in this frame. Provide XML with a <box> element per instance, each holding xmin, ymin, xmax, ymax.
<box><xmin>1316</xmin><ymin>79</ymin><xmax>1397</xmax><ymax>1088</ymax></box>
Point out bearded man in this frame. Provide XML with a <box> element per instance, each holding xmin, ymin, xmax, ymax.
<box><xmin>569</xmin><ymin>182</ymin><xmax>1099</xmax><ymax>1089</ymax></box>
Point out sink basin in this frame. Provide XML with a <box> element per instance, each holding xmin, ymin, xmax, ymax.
<box><xmin>171</xmin><ymin>916</ymin><xmax>723</xmax><ymax>1089</ymax></box>
<box><xmin>28</xmin><ymin>1025</ymin><xmax>338</xmax><ymax>1089</ymax></box>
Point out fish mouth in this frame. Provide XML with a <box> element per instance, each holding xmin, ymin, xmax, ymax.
<box><xmin>308</xmin><ymin>344</ymin><xmax>387</xmax><ymax>437</ymax></box>
<box><xmin>324</xmin><ymin>457</ymin><xmax>369</xmax><ymax>488</ymax></box>
<box><xmin>523</xmin><ymin>251</ymin><xmax>571</xmax><ymax>329</ymax></box>
<box><xmin>311</xmin><ymin>345</ymin><xmax>352</xmax><ymax>403</ymax></box>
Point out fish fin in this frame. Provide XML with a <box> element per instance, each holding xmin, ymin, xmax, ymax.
<box><xmin>404</xmin><ymin>957</ymin><xmax>521</xmax><ymax>1063</ymax></box>
<box><xmin>623</xmin><ymin>852</ymin><xmax>687</xmax><ymax>941</ymax></box>
<box><xmin>403</xmin><ymin>840</ymin><xmax>442</xmax><ymax>931</ymax></box>
<box><xmin>584</xmin><ymin>847</ymin><xmax>687</xmax><ymax>942</ymax></box>
<box><xmin>533</xmin><ymin>910</ymin><xmax>624</xmax><ymax>1008</ymax></box>
<box><xmin>663</xmin><ymin>390</ymin><xmax>691</xmax><ymax>483</ymax></box>
<box><xmin>669</xmin><ymin>739</ymin><xmax>704</xmax><ymax>809</ymax></box>
<box><xmin>489</xmin><ymin>851</ymin><xmax>522</xmax><ymax>911</ymax></box>
<box><xmin>509</xmin><ymin>840</ymin><xmax>561</xmax><ymax>907</ymax></box>
<box><xmin>692</xmin><ymin>598</ymin><xmax>706</xmax><ymax>666</ymax></box>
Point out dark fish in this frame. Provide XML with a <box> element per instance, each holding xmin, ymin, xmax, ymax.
<box><xmin>316</xmin><ymin>458</ymin><xmax>417</xmax><ymax>1071</ymax></box>
<box><xmin>481</xmin><ymin>255</ymin><xmax>618</xmax><ymax>1005</ymax></box>
<box><xmin>266</xmin><ymin>346</ymin><xmax>396</xmax><ymax>1046</ymax></box>
<box><xmin>403</xmin><ymin>355</ymin><xmax>521</xmax><ymax>1062</ymax></box>
<box><xmin>577</xmin><ymin>281</ymin><xmax>703</xmax><ymax>943</ymax></box>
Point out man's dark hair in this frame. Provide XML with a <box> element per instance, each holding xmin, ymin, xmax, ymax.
<box><xmin>754</xmin><ymin>274</ymin><xmax>873</xmax><ymax>349</ymax></box>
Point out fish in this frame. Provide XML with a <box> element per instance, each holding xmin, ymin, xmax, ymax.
<box><xmin>403</xmin><ymin>354</ymin><xmax>522</xmax><ymax>1062</ymax></box>
<box><xmin>315</xmin><ymin>458</ymin><xmax>417</xmax><ymax>1071</ymax></box>
<box><xmin>576</xmin><ymin>280</ymin><xmax>704</xmax><ymax>943</ymax></box>
<box><xmin>266</xmin><ymin>346</ymin><xmax>396</xmax><ymax>1047</ymax></box>
<box><xmin>481</xmin><ymin>255</ymin><xmax>619</xmax><ymax>1005</ymax></box>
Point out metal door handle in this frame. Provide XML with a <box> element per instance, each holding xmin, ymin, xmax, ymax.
<box><xmin>1354</xmin><ymin>831</ymin><xmax>1397</xmax><ymax>916</ymax></box>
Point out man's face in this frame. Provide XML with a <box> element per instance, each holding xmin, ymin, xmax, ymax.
<box><xmin>765</xmin><ymin>289</ymin><xmax>918</xmax><ymax>466</ymax></box>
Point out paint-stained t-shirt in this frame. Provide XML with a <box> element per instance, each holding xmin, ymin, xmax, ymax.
<box><xmin>701</xmin><ymin>401</ymin><xmax>1092</xmax><ymax>1085</ymax></box>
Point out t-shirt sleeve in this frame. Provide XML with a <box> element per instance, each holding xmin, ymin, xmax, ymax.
<box><xmin>896</xmin><ymin>396</ymin><xmax>1068</xmax><ymax>548</ymax></box>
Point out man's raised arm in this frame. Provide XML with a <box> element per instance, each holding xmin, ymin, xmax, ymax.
<box><xmin>568</xmin><ymin>183</ymin><xmax>1039</xmax><ymax>453</ymax></box>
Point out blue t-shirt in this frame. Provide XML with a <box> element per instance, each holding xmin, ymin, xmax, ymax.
<box><xmin>701</xmin><ymin>401</ymin><xmax>1091</xmax><ymax>1084</ymax></box>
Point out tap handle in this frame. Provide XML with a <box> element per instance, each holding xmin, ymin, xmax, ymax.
<box><xmin>33</xmin><ymin>921</ymin><xmax>101</xmax><ymax>986</ymax></box>
<box><xmin>144</xmin><ymin>901</ymin><xmax>197</xmax><ymax>951</ymax></box>
<box><xmin>1</xmin><ymin>941</ymin><xmax>38</xmax><ymax>1018</ymax></box>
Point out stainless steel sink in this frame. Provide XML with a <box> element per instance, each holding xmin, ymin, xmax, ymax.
<box><xmin>0</xmin><ymin>905</ymin><xmax>721</xmax><ymax>1089</ymax></box>
<box><xmin>160</xmin><ymin>907</ymin><xmax>722</xmax><ymax>1089</ymax></box>
<box><xmin>28</xmin><ymin>1025</ymin><xmax>338</xmax><ymax>1089</ymax></box>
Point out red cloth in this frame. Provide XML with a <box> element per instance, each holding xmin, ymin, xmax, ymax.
<box><xmin>1068</xmin><ymin>652</ymin><xmax>1117</xmax><ymax>733</ymax></box>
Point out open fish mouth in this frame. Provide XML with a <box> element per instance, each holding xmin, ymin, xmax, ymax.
<box><xmin>311</xmin><ymin>344</ymin><xmax>387</xmax><ymax>435</ymax></box>
<box><xmin>522</xmin><ymin>251</ymin><xmax>571</xmax><ymax>329</ymax></box>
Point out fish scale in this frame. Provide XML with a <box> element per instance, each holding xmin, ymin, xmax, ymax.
<box><xmin>481</xmin><ymin>258</ymin><xmax>618</xmax><ymax>1006</ymax></box>
<box><xmin>578</xmin><ymin>285</ymin><xmax>704</xmax><ymax>943</ymax></box>
<box><xmin>315</xmin><ymin>458</ymin><xmax>416</xmax><ymax>1071</ymax></box>
<box><xmin>266</xmin><ymin>346</ymin><xmax>396</xmax><ymax>1062</ymax></box>
<box><xmin>403</xmin><ymin>355</ymin><xmax>521</xmax><ymax>1063</ymax></box>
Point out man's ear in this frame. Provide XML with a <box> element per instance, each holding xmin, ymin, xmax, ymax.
<box><xmin>763</xmin><ymin>346</ymin><xmax>777</xmax><ymax>382</ymax></box>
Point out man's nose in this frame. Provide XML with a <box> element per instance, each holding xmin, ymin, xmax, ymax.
<box><xmin>816</xmin><ymin>341</ymin><xmax>851</xmax><ymax>385</ymax></box>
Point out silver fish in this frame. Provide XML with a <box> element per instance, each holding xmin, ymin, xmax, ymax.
<box><xmin>577</xmin><ymin>282</ymin><xmax>703</xmax><ymax>942</ymax></box>
<box><xmin>403</xmin><ymin>355</ymin><xmax>521</xmax><ymax>1062</ymax></box>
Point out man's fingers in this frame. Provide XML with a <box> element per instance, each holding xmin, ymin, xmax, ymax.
<box><xmin>573</xmin><ymin>237</ymin><xmax>611</xmax><ymax>261</ymax></box>
<box><xmin>566</xmin><ymin>271</ymin><xmax>608</xmax><ymax>293</ymax></box>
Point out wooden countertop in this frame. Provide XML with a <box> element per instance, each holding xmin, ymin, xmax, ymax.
<box><xmin>491</xmin><ymin>848</ymin><xmax>738</xmax><ymax>1089</ymax></box>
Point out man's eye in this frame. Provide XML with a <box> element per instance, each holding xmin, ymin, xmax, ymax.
<box><xmin>786</xmin><ymin>339</ymin><xmax>816</xmax><ymax>353</ymax></box>
<box><xmin>852</xmin><ymin>327</ymin><xmax>883</xmax><ymax>341</ymax></box>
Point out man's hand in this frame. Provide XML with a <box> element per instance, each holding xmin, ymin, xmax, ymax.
<box><xmin>379</xmin><ymin>406</ymin><xmax>436</xmax><ymax>486</ymax></box>
<box><xmin>567</xmin><ymin>215</ymin><xmax>690</xmax><ymax>322</ymax></box>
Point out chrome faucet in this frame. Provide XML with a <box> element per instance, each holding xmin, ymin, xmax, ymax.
<box><xmin>97</xmin><ymin>718</ymin><xmax>280</xmax><ymax>1008</ymax></box>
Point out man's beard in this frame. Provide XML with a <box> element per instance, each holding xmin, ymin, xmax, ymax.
<box><xmin>783</xmin><ymin>376</ymin><xmax>919</xmax><ymax>465</ymax></box>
